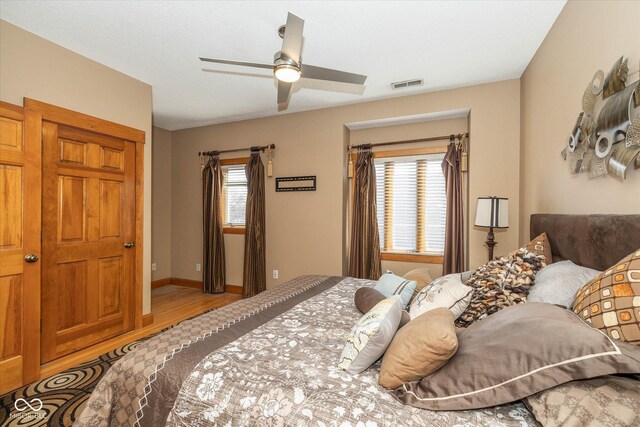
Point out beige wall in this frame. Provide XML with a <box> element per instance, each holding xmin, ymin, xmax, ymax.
<box><xmin>349</xmin><ymin>117</ymin><xmax>469</xmax><ymax>278</ymax></box>
<box><xmin>152</xmin><ymin>127</ymin><xmax>172</xmax><ymax>280</ymax></box>
<box><xmin>171</xmin><ymin>79</ymin><xmax>521</xmax><ymax>288</ymax></box>
<box><xmin>520</xmin><ymin>1</ymin><xmax>640</xmax><ymax>244</ymax></box>
<box><xmin>0</xmin><ymin>20</ymin><xmax>154</xmax><ymax>313</ymax></box>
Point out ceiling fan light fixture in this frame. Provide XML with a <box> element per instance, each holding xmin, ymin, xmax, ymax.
<box><xmin>274</xmin><ymin>64</ymin><xmax>301</xmax><ymax>82</ymax></box>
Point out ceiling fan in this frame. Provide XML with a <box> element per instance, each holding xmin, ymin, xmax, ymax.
<box><xmin>199</xmin><ymin>12</ymin><xmax>367</xmax><ymax>109</ymax></box>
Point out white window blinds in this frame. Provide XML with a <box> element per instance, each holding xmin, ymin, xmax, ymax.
<box><xmin>222</xmin><ymin>164</ymin><xmax>247</xmax><ymax>226</ymax></box>
<box><xmin>374</xmin><ymin>153</ymin><xmax>446</xmax><ymax>255</ymax></box>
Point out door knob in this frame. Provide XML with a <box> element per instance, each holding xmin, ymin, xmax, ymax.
<box><xmin>124</xmin><ymin>242</ymin><xmax>135</xmax><ymax>249</ymax></box>
<box><xmin>25</xmin><ymin>253</ymin><xmax>39</xmax><ymax>263</ymax></box>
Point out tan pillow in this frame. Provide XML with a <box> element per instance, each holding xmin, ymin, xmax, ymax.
<box><xmin>403</xmin><ymin>268</ymin><xmax>433</xmax><ymax>300</ymax></box>
<box><xmin>354</xmin><ymin>287</ymin><xmax>410</xmax><ymax>328</ymax></box>
<box><xmin>572</xmin><ymin>248</ymin><xmax>640</xmax><ymax>345</ymax></box>
<box><xmin>525</xmin><ymin>232</ymin><xmax>554</xmax><ymax>264</ymax></box>
<box><xmin>379</xmin><ymin>308</ymin><xmax>457</xmax><ymax>389</ymax></box>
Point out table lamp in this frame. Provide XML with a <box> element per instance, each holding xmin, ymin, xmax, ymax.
<box><xmin>475</xmin><ymin>196</ymin><xmax>509</xmax><ymax>261</ymax></box>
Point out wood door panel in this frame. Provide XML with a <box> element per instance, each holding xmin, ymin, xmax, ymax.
<box><xmin>0</xmin><ymin>275</ymin><xmax>22</xmax><ymax>359</ymax></box>
<box><xmin>101</xmin><ymin>147</ymin><xmax>124</xmax><ymax>171</ymax></box>
<box><xmin>56</xmin><ymin>261</ymin><xmax>87</xmax><ymax>330</ymax></box>
<box><xmin>0</xmin><ymin>116</ymin><xmax>23</xmax><ymax>151</ymax></box>
<box><xmin>98</xmin><ymin>256</ymin><xmax>123</xmax><ymax>318</ymax></box>
<box><xmin>53</xmin><ymin>241</ymin><xmax>122</xmax><ymax>263</ymax></box>
<box><xmin>59</xmin><ymin>139</ymin><xmax>87</xmax><ymax>165</ymax></box>
<box><xmin>99</xmin><ymin>180</ymin><xmax>123</xmax><ymax>239</ymax></box>
<box><xmin>58</xmin><ymin>175</ymin><xmax>87</xmax><ymax>242</ymax></box>
<box><xmin>42</xmin><ymin>122</ymin><xmax>135</xmax><ymax>363</ymax></box>
<box><xmin>0</xmin><ymin>102</ymin><xmax>40</xmax><ymax>394</ymax></box>
<box><xmin>0</xmin><ymin>165</ymin><xmax>22</xmax><ymax>249</ymax></box>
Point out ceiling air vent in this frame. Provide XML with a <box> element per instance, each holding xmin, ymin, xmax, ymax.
<box><xmin>391</xmin><ymin>79</ymin><xmax>424</xmax><ymax>90</ymax></box>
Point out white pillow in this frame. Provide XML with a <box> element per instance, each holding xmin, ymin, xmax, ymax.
<box><xmin>528</xmin><ymin>260</ymin><xmax>601</xmax><ymax>308</ymax></box>
<box><xmin>409</xmin><ymin>274</ymin><xmax>473</xmax><ymax>320</ymax></box>
<box><xmin>338</xmin><ymin>296</ymin><xmax>403</xmax><ymax>374</ymax></box>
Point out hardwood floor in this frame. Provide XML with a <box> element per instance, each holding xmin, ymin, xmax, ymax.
<box><xmin>39</xmin><ymin>285</ymin><xmax>241</xmax><ymax>380</ymax></box>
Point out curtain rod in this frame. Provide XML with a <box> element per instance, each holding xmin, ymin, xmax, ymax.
<box><xmin>198</xmin><ymin>143</ymin><xmax>276</xmax><ymax>157</ymax></box>
<box><xmin>349</xmin><ymin>133</ymin><xmax>468</xmax><ymax>150</ymax></box>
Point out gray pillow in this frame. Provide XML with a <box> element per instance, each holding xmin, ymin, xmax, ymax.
<box><xmin>527</xmin><ymin>260</ymin><xmax>600</xmax><ymax>307</ymax></box>
<box><xmin>393</xmin><ymin>302</ymin><xmax>640</xmax><ymax>410</ymax></box>
<box><xmin>338</xmin><ymin>296</ymin><xmax>403</xmax><ymax>374</ymax></box>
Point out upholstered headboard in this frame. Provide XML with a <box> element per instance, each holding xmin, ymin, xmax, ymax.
<box><xmin>530</xmin><ymin>214</ymin><xmax>640</xmax><ymax>271</ymax></box>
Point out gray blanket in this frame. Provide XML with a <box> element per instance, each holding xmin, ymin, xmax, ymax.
<box><xmin>75</xmin><ymin>275</ymin><xmax>537</xmax><ymax>426</ymax></box>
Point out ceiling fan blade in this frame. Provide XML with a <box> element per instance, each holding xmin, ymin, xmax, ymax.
<box><xmin>300</xmin><ymin>64</ymin><xmax>367</xmax><ymax>85</ymax></box>
<box><xmin>281</xmin><ymin>12</ymin><xmax>304</xmax><ymax>63</ymax></box>
<box><xmin>199</xmin><ymin>57</ymin><xmax>273</xmax><ymax>70</ymax></box>
<box><xmin>277</xmin><ymin>81</ymin><xmax>293</xmax><ymax>106</ymax></box>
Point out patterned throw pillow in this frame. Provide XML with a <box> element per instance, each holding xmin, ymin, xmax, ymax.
<box><xmin>338</xmin><ymin>296</ymin><xmax>403</xmax><ymax>374</ymax></box>
<box><xmin>526</xmin><ymin>232</ymin><xmax>554</xmax><ymax>264</ymax></box>
<box><xmin>374</xmin><ymin>273</ymin><xmax>416</xmax><ymax>309</ymax></box>
<box><xmin>571</xmin><ymin>249</ymin><xmax>640</xmax><ymax>345</ymax></box>
<box><xmin>409</xmin><ymin>274</ymin><xmax>473</xmax><ymax>320</ymax></box>
<box><xmin>456</xmin><ymin>248</ymin><xmax>546</xmax><ymax>328</ymax></box>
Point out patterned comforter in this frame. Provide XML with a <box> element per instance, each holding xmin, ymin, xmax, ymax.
<box><xmin>75</xmin><ymin>276</ymin><xmax>537</xmax><ymax>426</ymax></box>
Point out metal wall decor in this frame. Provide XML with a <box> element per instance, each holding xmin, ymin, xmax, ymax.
<box><xmin>275</xmin><ymin>176</ymin><xmax>316</xmax><ymax>192</ymax></box>
<box><xmin>561</xmin><ymin>56</ymin><xmax>640</xmax><ymax>180</ymax></box>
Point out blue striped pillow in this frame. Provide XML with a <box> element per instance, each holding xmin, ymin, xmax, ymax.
<box><xmin>374</xmin><ymin>273</ymin><xmax>416</xmax><ymax>309</ymax></box>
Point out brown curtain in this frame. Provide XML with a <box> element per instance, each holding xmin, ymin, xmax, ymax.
<box><xmin>202</xmin><ymin>156</ymin><xmax>226</xmax><ymax>293</ymax></box>
<box><xmin>442</xmin><ymin>142</ymin><xmax>464</xmax><ymax>274</ymax></box>
<box><xmin>243</xmin><ymin>152</ymin><xmax>266</xmax><ymax>298</ymax></box>
<box><xmin>349</xmin><ymin>149</ymin><xmax>382</xmax><ymax>279</ymax></box>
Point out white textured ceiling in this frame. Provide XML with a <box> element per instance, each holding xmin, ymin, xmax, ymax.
<box><xmin>0</xmin><ymin>0</ymin><xmax>565</xmax><ymax>130</ymax></box>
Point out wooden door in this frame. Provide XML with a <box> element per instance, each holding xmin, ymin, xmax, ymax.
<box><xmin>41</xmin><ymin>123</ymin><xmax>136</xmax><ymax>363</ymax></box>
<box><xmin>0</xmin><ymin>102</ymin><xmax>41</xmax><ymax>394</ymax></box>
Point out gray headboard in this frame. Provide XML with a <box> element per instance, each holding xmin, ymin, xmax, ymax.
<box><xmin>530</xmin><ymin>214</ymin><xmax>640</xmax><ymax>271</ymax></box>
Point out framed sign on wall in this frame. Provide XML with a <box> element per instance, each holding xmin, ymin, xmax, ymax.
<box><xmin>275</xmin><ymin>176</ymin><xmax>316</xmax><ymax>192</ymax></box>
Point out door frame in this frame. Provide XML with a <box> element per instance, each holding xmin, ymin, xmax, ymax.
<box><xmin>24</xmin><ymin>98</ymin><xmax>146</xmax><ymax>368</ymax></box>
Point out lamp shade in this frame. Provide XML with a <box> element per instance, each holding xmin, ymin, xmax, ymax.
<box><xmin>475</xmin><ymin>197</ymin><xmax>509</xmax><ymax>228</ymax></box>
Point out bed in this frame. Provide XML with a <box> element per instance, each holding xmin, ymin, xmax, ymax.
<box><xmin>75</xmin><ymin>214</ymin><xmax>640</xmax><ymax>427</ymax></box>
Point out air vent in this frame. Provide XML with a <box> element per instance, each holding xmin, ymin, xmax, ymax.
<box><xmin>391</xmin><ymin>79</ymin><xmax>424</xmax><ymax>90</ymax></box>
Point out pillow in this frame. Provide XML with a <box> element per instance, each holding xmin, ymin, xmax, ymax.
<box><xmin>392</xmin><ymin>302</ymin><xmax>640</xmax><ymax>410</ymax></box>
<box><xmin>524</xmin><ymin>376</ymin><xmax>640</xmax><ymax>427</ymax></box>
<box><xmin>528</xmin><ymin>260</ymin><xmax>601</xmax><ymax>307</ymax></box>
<box><xmin>354</xmin><ymin>287</ymin><xmax>410</xmax><ymax>328</ymax></box>
<box><xmin>338</xmin><ymin>296</ymin><xmax>403</xmax><ymax>374</ymax></box>
<box><xmin>456</xmin><ymin>247</ymin><xmax>546</xmax><ymax>328</ymax></box>
<box><xmin>379</xmin><ymin>308</ymin><xmax>457</xmax><ymax>389</ymax></box>
<box><xmin>572</xmin><ymin>248</ymin><xmax>640</xmax><ymax>345</ymax></box>
<box><xmin>525</xmin><ymin>232</ymin><xmax>554</xmax><ymax>264</ymax></box>
<box><xmin>374</xmin><ymin>273</ymin><xmax>416</xmax><ymax>309</ymax></box>
<box><xmin>409</xmin><ymin>274</ymin><xmax>472</xmax><ymax>320</ymax></box>
<box><xmin>402</xmin><ymin>268</ymin><xmax>433</xmax><ymax>301</ymax></box>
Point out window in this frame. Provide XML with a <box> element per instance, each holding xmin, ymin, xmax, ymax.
<box><xmin>374</xmin><ymin>152</ymin><xmax>446</xmax><ymax>257</ymax></box>
<box><xmin>221</xmin><ymin>163</ymin><xmax>247</xmax><ymax>228</ymax></box>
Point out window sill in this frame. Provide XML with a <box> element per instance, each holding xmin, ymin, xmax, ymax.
<box><xmin>381</xmin><ymin>252</ymin><xmax>443</xmax><ymax>264</ymax></box>
<box><xmin>223</xmin><ymin>227</ymin><xmax>245</xmax><ymax>234</ymax></box>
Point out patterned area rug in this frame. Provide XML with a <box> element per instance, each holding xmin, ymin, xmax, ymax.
<box><xmin>0</xmin><ymin>309</ymin><xmax>215</xmax><ymax>427</ymax></box>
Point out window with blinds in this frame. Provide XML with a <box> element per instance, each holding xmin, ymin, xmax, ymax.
<box><xmin>374</xmin><ymin>153</ymin><xmax>446</xmax><ymax>255</ymax></box>
<box><xmin>221</xmin><ymin>164</ymin><xmax>247</xmax><ymax>227</ymax></box>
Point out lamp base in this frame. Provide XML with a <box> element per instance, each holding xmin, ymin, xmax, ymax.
<box><xmin>485</xmin><ymin>226</ymin><xmax>497</xmax><ymax>261</ymax></box>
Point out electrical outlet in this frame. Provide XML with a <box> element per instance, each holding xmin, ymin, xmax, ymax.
<box><xmin>151</xmin><ymin>263</ymin><xmax>157</xmax><ymax>271</ymax></box>
<box><xmin>272</xmin><ymin>269</ymin><xmax>279</xmax><ymax>279</ymax></box>
<box><xmin>196</xmin><ymin>263</ymin><xmax>201</xmax><ymax>272</ymax></box>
